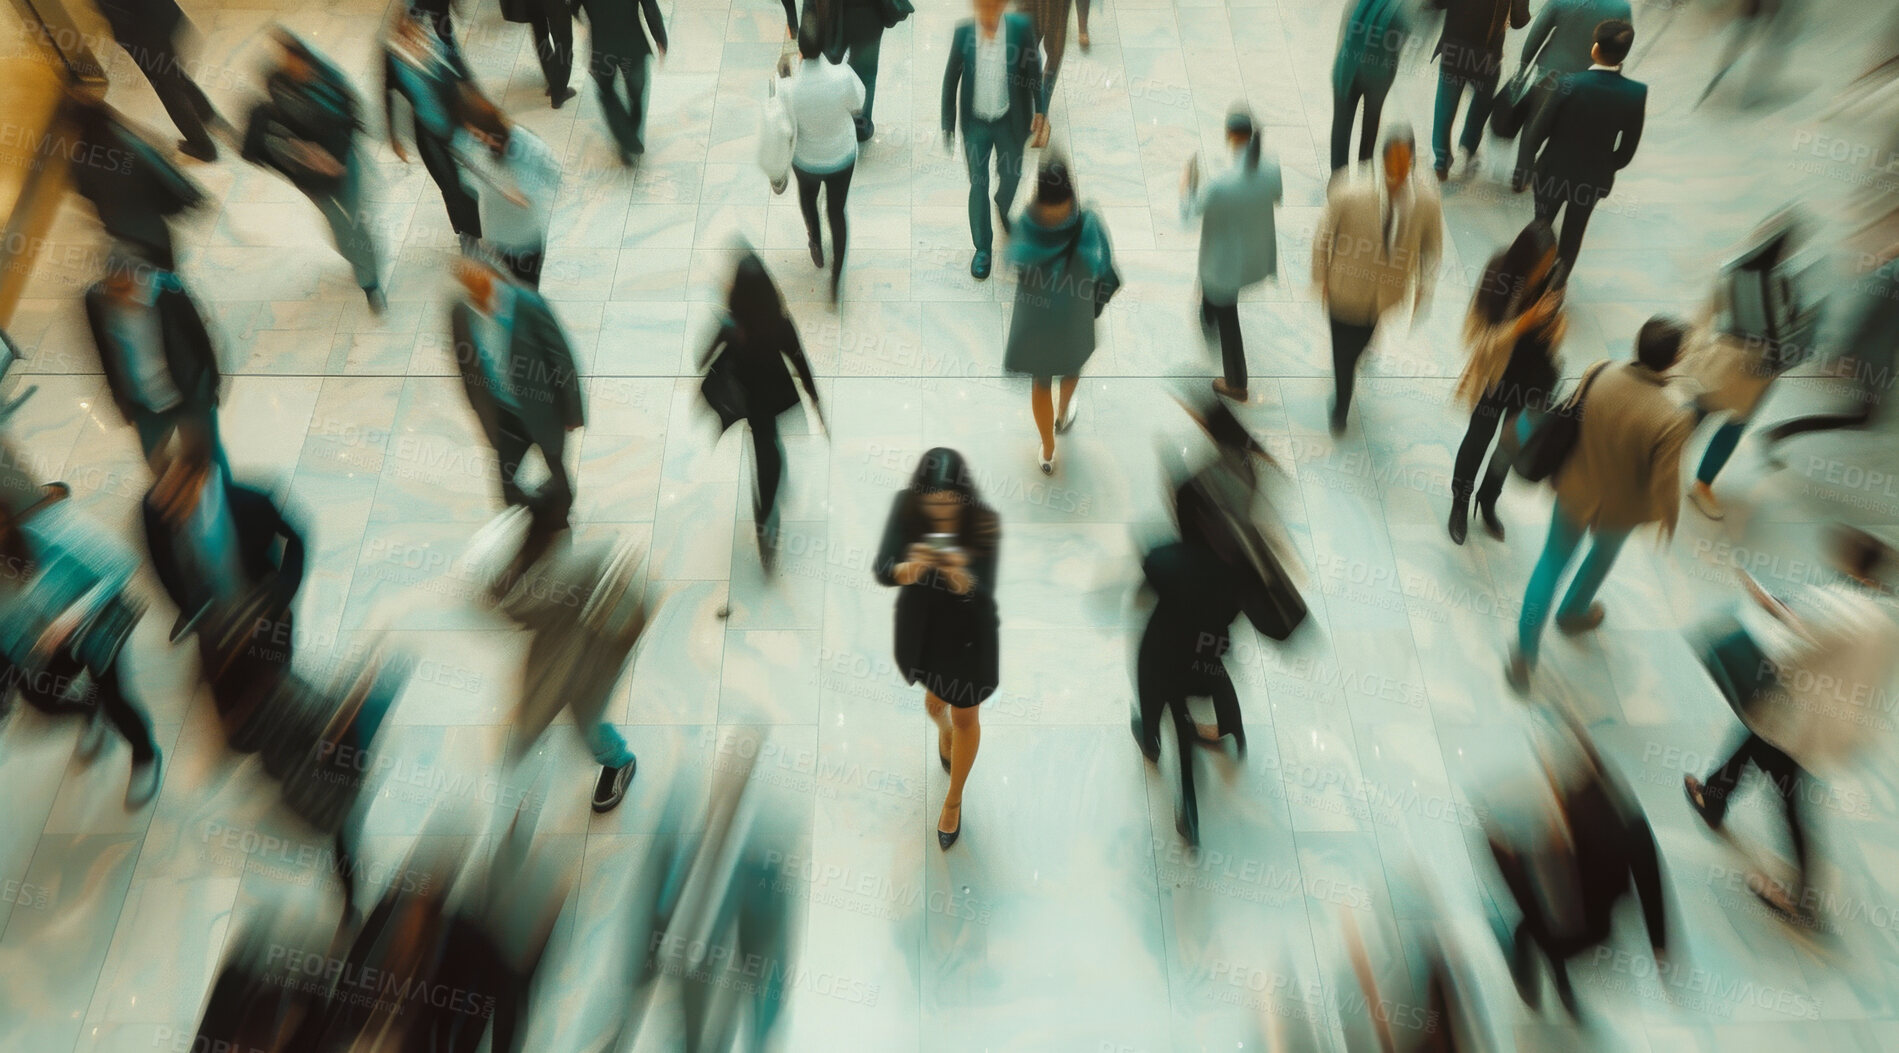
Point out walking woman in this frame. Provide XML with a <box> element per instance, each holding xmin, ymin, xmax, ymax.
<box><xmin>1448</xmin><ymin>220</ymin><xmax>1565</xmax><ymax>545</ymax></box>
<box><xmin>700</xmin><ymin>251</ymin><xmax>824</xmax><ymax>568</ymax></box>
<box><xmin>1018</xmin><ymin>0</ymin><xmax>1093</xmax><ymax>142</ymax></box>
<box><xmin>873</xmin><ymin>449</ymin><xmax>1001</xmax><ymax>850</ymax></box>
<box><xmin>1004</xmin><ymin>160</ymin><xmax>1120</xmax><ymax>475</ymax></box>
<box><xmin>785</xmin><ymin>14</ymin><xmax>865</xmax><ymax>303</ymax></box>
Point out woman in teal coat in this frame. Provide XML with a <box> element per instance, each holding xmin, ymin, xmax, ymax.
<box><xmin>1003</xmin><ymin>160</ymin><xmax>1120</xmax><ymax>475</ymax></box>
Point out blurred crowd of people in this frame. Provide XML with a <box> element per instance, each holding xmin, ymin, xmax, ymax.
<box><xmin>3</xmin><ymin>0</ymin><xmax>1898</xmax><ymax>1048</ymax></box>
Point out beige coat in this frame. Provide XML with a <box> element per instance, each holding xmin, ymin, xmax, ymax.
<box><xmin>1674</xmin><ymin>290</ymin><xmax>1776</xmax><ymax>419</ymax></box>
<box><xmin>1311</xmin><ymin>172</ymin><xmax>1444</xmax><ymax>327</ymax></box>
<box><xmin>1553</xmin><ymin>362</ymin><xmax>1694</xmax><ymax>535</ymax></box>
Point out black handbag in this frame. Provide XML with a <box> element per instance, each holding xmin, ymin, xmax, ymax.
<box><xmin>1488</xmin><ymin>33</ymin><xmax>1550</xmax><ymax>140</ymax></box>
<box><xmin>699</xmin><ymin>340</ymin><xmax>749</xmax><ymax>432</ymax></box>
<box><xmin>1513</xmin><ymin>361</ymin><xmax>1608</xmax><ymax>483</ymax></box>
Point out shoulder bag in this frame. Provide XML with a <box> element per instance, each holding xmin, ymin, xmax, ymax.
<box><xmin>1512</xmin><ymin>361</ymin><xmax>1608</xmax><ymax>483</ymax></box>
<box><xmin>756</xmin><ymin>75</ymin><xmax>795</xmax><ymax>194</ymax></box>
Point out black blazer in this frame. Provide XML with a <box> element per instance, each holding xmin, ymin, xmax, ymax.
<box><xmin>449</xmin><ymin>290</ymin><xmax>585</xmax><ymax>450</ymax></box>
<box><xmin>1432</xmin><ymin>0</ymin><xmax>1530</xmax><ymax>81</ymax></box>
<box><xmin>941</xmin><ymin>14</ymin><xmax>1044</xmax><ymax>145</ymax></box>
<box><xmin>242</xmin><ymin>63</ymin><xmax>363</xmax><ymax>190</ymax></box>
<box><xmin>85</xmin><ymin>279</ymin><xmax>222</xmax><ymax>426</ymax></box>
<box><xmin>143</xmin><ymin>479</ymin><xmax>307</xmax><ymax>618</ymax></box>
<box><xmin>700</xmin><ymin>313</ymin><xmax>817</xmax><ymax>428</ymax></box>
<box><xmin>96</xmin><ymin>0</ymin><xmax>185</xmax><ymax>46</ymax></box>
<box><xmin>70</xmin><ymin>116</ymin><xmax>203</xmax><ymax>268</ymax></box>
<box><xmin>873</xmin><ymin>495</ymin><xmax>1001</xmax><ymax>701</ymax></box>
<box><xmin>574</xmin><ymin>0</ymin><xmax>666</xmax><ymax>57</ymax></box>
<box><xmin>1137</xmin><ymin>540</ymin><xmax>1243</xmax><ymax>697</ymax></box>
<box><xmin>1526</xmin><ymin>68</ymin><xmax>1646</xmax><ymax>199</ymax></box>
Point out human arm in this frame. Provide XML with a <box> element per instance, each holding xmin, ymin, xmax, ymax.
<box><xmin>1312</xmin><ymin>192</ymin><xmax>1339</xmax><ymax>302</ymax></box>
<box><xmin>780</xmin><ymin>318</ymin><xmax>822</xmax><ymax>418</ymax></box>
<box><xmin>1648</xmin><ymin>410</ymin><xmax>1693</xmax><ymax>541</ymax></box>
<box><xmin>1612</xmin><ymin>87</ymin><xmax>1646</xmax><ymax>171</ymax></box>
<box><xmin>1020</xmin><ymin>16</ymin><xmax>1048</xmax><ymax>118</ymax></box>
<box><xmin>382</xmin><ymin>51</ymin><xmax>407</xmax><ymax>160</ymax></box>
<box><xmin>1509</xmin><ymin>0</ymin><xmax>1531</xmax><ymax>31</ymax></box>
<box><xmin>872</xmin><ymin>494</ymin><xmax>927</xmax><ymax>587</ymax></box>
<box><xmin>1413</xmin><ymin>190</ymin><xmax>1444</xmax><ymax>314</ymax></box>
<box><xmin>534</xmin><ymin>297</ymin><xmax>586</xmax><ymax>430</ymax></box>
<box><xmin>845</xmin><ymin>64</ymin><xmax>866</xmax><ymax>116</ymax></box>
<box><xmin>1517</xmin><ymin>0</ymin><xmax>1555</xmax><ymax>69</ymax></box>
<box><xmin>780</xmin><ymin>0</ymin><xmax>797</xmax><ymax>34</ymax></box>
<box><xmin>84</xmin><ymin>290</ymin><xmax>137</xmax><ymax>426</ymax></box>
<box><xmin>639</xmin><ymin>0</ymin><xmax>667</xmax><ymax>54</ymax></box>
<box><xmin>941</xmin><ymin>25</ymin><xmax>964</xmax><ymax>142</ymax></box>
<box><xmin>1523</xmin><ymin>73</ymin><xmax>1564</xmax><ymax>168</ymax></box>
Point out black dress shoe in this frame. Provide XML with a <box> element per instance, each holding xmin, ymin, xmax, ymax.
<box><xmin>178</xmin><ymin>138</ymin><xmax>217</xmax><ymax>162</ymax></box>
<box><xmin>937</xmin><ymin>804</ymin><xmax>961</xmax><ymax>850</ymax></box>
<box><xmin>550</xmin><ymin>86</ymin><xmax>576</xmax><ymax>109</ymax></box>
<box><xmin>592</xmin><ymin>756</ymin><xmax>636</xmax><ymax>812</ymax></box>
<box><xmin>1478</xmin><ymin>499</ymin><xmax>1506</xmax><ymax>541</ymax></box>
<box><xmin>1448</xmin><ymin>498</ymin><xmax>1469</xmax><ymax>545</ymax></box>
<box><xmin>809</xmin><ymin>239</ymin><xmax>825</xmax><ymax>268</ymax></box>
<box><xmin>971</xmin><ymin>249</ymin><xmax>991</xmax><ymax>280</ymax></box>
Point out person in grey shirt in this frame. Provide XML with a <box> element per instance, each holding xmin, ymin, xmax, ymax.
<box><xmin>1511</xmin><ymin>0</ymin><xmax>1633</xmax><ymax>190</ymax></box>
<box><xmin>1184</xmin><ymin>108</ymin><xmax>1282</xmax><ymax>403</ymax></box>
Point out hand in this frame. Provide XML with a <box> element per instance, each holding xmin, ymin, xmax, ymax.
<box><xmin>785</xmin><ymin>24</ymin><xmax>795</xmax><ymax>39</ymax></box>
<box><xmin>391</xmin><ymin>138</ymin><xmax>409</xmax><ymax>163</ymax></box>
<box><xmin>943</xmin><ymin>133</ymin><xmax>955</xmax><ymax>156</ymax></box>
<box><xmin>656</xmin><ymin>44</ymin><xmax>667</xmax><ymax>61</ymax></box>
<box><xmin>936</xmin><ymin>548</ymin><xmax>969</xmax><ymax>570</ymax></box>
<box><xmin>940</xmin><ymin>566</ymin><xmax>975</xmax><ymax>595</ymax></box>
<box><xmin>905</xmin><ymin>543</ymin><xmax>937</xmax><ymax>566</ymax></box>
<box><xmin>1029</xmin><ymin>114</ymin><xmax>1049</xmax><ymax>149</ymax></box>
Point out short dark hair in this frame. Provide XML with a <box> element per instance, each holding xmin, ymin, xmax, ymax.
<box><xmin>1594</xmin><ymin>19</ymin><xmax>1634</xmax><ymax>65</ymax></box>
<box><xmin>1036</xmin><ymin>160</ymin><xmax>1074</xmax><ymax>206</ymax></box>
<box><xmin>797</xmin><ymin>12</ymin><xmax>823</xmax><ymax>59</ymax></box>
<box><xmin>1635</xmin><ymin>315</ymin><xmax>1686</xmax><ymax>370</ymax></box>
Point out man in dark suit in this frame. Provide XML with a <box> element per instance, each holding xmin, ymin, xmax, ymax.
<box><xmin>143</xmin><ymin>423</ymin><xmax>306</xmax><ymax>707</ymax></box>
<box><xmin>1429</xmin><ymin>0</ymin><xmax>1530</xmax><ymax>179</ymax></box>
<box><xmin>450</xmin><ymin>259</ymin><xmax>585</xmax><ymax>541</ymax></box>
<box><xmin>941</xmin><ymin>0</ymin><xmax>1046</xmax><ymax>280</ymax></box>
<box><xmin>826</xmin><ymin>0</ymin><xmax>893</xmax><ymax>142</ymax></box>
<box><xmin>573</xmin><ymin>0</ymin><xmax>667</xmax><ymax>163</ymax></box>
<box><xmin>84</xmin><ymin>259</ymin><xmax>221</xmax><ymax>459</ymax></box>
<box><xmin>1330</xmin><ymin>0</ymin><xmax>1413</xmax><ymax>173</ymax></box>
<box><xmin>1523</xmin><ymin>19</ymin><xmax>1645</xmax><ymax>276</ymax></box>
<box><xmin>94</xmin><ymin>0</ymin><xmax>227</xmax><ymax>160</ymax></box>
<box><xmin>69</xmin><ymin>101</ymin><xmax>206</xmax><ymax>271</ymax></box>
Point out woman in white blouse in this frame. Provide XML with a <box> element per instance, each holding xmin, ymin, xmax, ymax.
<box><xmin>783</xmin><ymin>17</ymin><xmax>865</xmax><ymax>303</ymax></box>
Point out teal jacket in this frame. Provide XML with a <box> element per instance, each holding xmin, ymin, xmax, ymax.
<box><xmin>1332</xmin><ymin>0</ymin><xmax>1413</xmax><ymax>97</ymax></box>
<box><xmin>942</xmin><ymin>14</ymin><xmax>1044</xmax><ymax>145</ymax></box>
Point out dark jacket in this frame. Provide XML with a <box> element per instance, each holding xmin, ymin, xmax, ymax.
<box><xmin>573</xmin><ymin>0</ymin><xmax>667</xmax><ymax>56</ymax></box>
<box><xmin>84</xmin><ymin>278</ymin><xmax>221</xmax><ymax>426</ymax></box>
<box><xmin>1334</xmin><ymin>0</ymin><xmax>1414</xmax><ymax>96</ymax></box>
<box><xmin>449</xmin><ymin>289</ymin><xmax>585</xmax><ymax>451</ymax></box>
<box><xmin>700</xmin><ymin>312</ymin><xmax>818</xmax><ymax>431</ymax></box>
<box><xmin>382</xmin><ymin>32</ymin><xmax>470</xmax><ymax>146</ymax></box>
<box><xmin>142</xmin><ymin>478</ymin><xmax>307</xmax><ymax>620</ymax></box>
<box><xmin>70</xmin><ymin>115</ymin><xmax>203</xmax><ymax>268</ymax></box>
<box><xmin>1432</xmin><ymin>0</ymin><xmax>1531</xmax><ymax>81</ymax></box>
<box><xmin>1525</xmin><ymin>67</ymin><xmax>1646</xmax><ymax>200</ymax></box>
<box><xmin>242</xmin><ymin>59</ymin><xmax>363</xmax><ymax>191</ymax></box>
<box><xmin>1138</xmin><ymin>541</ymin><xmax>1242</xmax><ymax>699</ymax></box>
<box><xmin>941</xmin><ymin>14</ymin><xmax>1044</xmax><ymax>145</ymax></box>
<box><xmin>873</xmin><ymin>495</ymin><xmax>1001</xmax><ymax>705</ymax></box>
<box><xmin>96</xmin><ymin>0</ymin><xmax>185</xmax><ymax>46</ymax></box>
<box><xmin>1563</xmin><ymin>770</ymin><xmax>1668</xmax><ymax>952</ymax></box>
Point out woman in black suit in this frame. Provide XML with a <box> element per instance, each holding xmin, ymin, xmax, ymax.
<box><xmin>873</xmin><ymin>448</ymin><xmax>1000</xmax><ymax>849</ymax></box>
<box><xmin>701</xmin><ymin>252</ymin><xmax>823</xmax><ymax>569</ymax></box>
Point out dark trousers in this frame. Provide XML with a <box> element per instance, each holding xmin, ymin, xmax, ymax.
<box><xmin>795</xmin><ymin>163</ymin><xmax>853</xmax><ymax>286</ymax></box>
<box><xmin>417</xmin><ymin>130</ymin><xmax>481</xmax><ymax>237</ymax></box>
<box><xmin>1432</xmin><ymin>69</ymin><xmax>1496</xmax><ymax>171</ymax></box>
<box><xmin>6</xmin><ymin>654</ymin><xmax>157</xmax><ymax>764</ymax></box>
<box><xmin>121</xmin><ymin>34</ymin><xmax>218</xmax><ymax>151</ymax></box>
<box><xmin>529</xmin><ymin>5</ymin><xmax>573</xmax><ymax>94</ymax></box>
<box><xmin>1202</xmin><ymin>298</ymin><xmax>1245</xmax><ymax>390</ymax></box>
<box><xmin>1331</xmin><ymin>71</ymin><xmax>1389</xmax><ymax>171</ymax></box>
<box><xmin>592</xmin><ymin>49</ymin><xmax>650</xmax><ymax>155</ymax></box>
<box><xmin>962</xmin><ymin>115</ymin><xmax>1026</xmax><ymax>251</ymax></box>
<box><xmin>748</xmin><ymin>411</ymin><xmax>785</xmax><ymax>530</ymax></box>
<box><xmin>1451</xmin><ymin>387</ymin><xmax>1518</xmax><ymax>505</ymax></box>
<box><xmin>1512</xmin><ymin>75</ymin><xmax>1559</xmax><ymax>182</ymax></box>
<box><xmin>494</xmin><ymin>414</ymin><xmax>573</xmax><ymax>530</ymax></box>
<box><xmin>497</xmin><ymin>244</ymin><xmax>545</xmax><ymax>288</ymax></box>
<box><xmin>1138</xmin><ymin>668</ymin><xmax>1242</xmax><ymax>841</ymax></box>
<box><xmin>1701</xmin><ymin>729</ymin><xmax>1809</xmax><ymax>890</ymax></box>
<box><xmin>1329</xmin><ymin>316</ymin><xmax>1378</xmax><ymax>424</ymax></box>
<box><xmin>840</xmin><ymin>7</ymin><xmax>884</xmax><ymax>131</ymax></box>
<box><xmin>1532</xmin><ymin>179</ymin><xmax>1598</xmax><ymax>276</ymax></box>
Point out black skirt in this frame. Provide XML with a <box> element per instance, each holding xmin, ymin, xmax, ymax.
<box><xmin>896</xmin><ymin>591</ymin><xmax>999</xmax><ymax>708</ymax></box>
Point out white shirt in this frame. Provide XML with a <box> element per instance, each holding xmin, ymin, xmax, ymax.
<box><xmin>785</xmin><ymin>58</ymin><xmax>865</xmax><ymax>174</ymax></box>
<box><xmin>973</xmin><ymin>25</ymin><xmax>1009</xmax><ymax>122</ymax></box>
<box><xmin>462</xmin><ymin>127</ymin><xmax>560</xmax><ymax>251</ymax></box>
<box><xmin>1588</xmin><ymin>63</ymin><xmax>1621</xmax><ymax>72</ymax></box>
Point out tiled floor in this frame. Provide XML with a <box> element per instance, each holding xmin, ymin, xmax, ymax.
<box><xmin>5</xmin><ymin>0</ymin><xmax>1899</xmax><ymax>1049</ymax></box>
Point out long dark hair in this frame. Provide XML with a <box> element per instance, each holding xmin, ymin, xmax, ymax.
<box><xmin>1473</xmin><ymin>220</ymin><xmax>1559</xmax><ymax>325</ymax></box>
<box><xmin>897</xmin><ymin>447</ymin><xmax>999</xmax><ymax>554</ymax></box>
<box><xmin>727</xmin><ymin>251</ymin><xmax>789</xmax><ymax>352</ymax></box>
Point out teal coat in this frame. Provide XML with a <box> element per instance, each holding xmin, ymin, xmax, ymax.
<box><xmin>1003</xmin><ymin>208</ymin><xmax>1119</xmax><ymax>377</ymax></box>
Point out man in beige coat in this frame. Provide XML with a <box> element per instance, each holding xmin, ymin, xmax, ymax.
<box><xmin>1312</xmin><ymin>125</ymin><xmax>1445</xmax><ymax>434</ymax></box>
<box><xmin>1509</xmin><ymin>317</ymin><xmax>1695</xmax><ymax>691</ymax></box>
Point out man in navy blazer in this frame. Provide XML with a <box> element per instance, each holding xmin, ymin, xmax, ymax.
<box><xmin>1523</xmin><ymin>19</ymin><xmax>1646</xmax><ymax>276</ymax></box>
<box><xmin>941</xmin><ymin>0</ymin><xmax>1046</xmax><ymax>279</ymax></box>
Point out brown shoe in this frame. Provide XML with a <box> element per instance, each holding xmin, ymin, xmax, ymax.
<box><xmin>1555</xmin><ymin>603</ymin><xmax>1605</xmax><ymax>635</ymax></box>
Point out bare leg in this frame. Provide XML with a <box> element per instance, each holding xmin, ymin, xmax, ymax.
<box><xmin>925</xmin><ymin>691</ymin><xmax>952</xmax><ymax>764</ymax></box>
<box><xmin>1031</xmin><ymin>378</ymin><xmax>1056</xmax><ymax>460</ymax></box>
<box><xmin>1055</xmin><ymin>375</ymin><xmax>1080</xmax><ymax>421</ymax></box>
<box><xmin>1077</xmin><ymin>0</ymin><xmax>1091</xmax><ymax>47</ymax></box>
<box><xmin>942</xmin><ymin>703</ymin><xmax>982</xmax><ymax>834</ymax></box>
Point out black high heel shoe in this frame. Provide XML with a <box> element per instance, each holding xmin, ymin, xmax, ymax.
<box><xmin>937</xmin><ymin>802</ymin><xmax>962</xmax><ymax>850</ymax></box>
<box><xmin>1477</xmin><ymin>498</ymin><xmax>1506</xmax><ymax>541</ymax></box>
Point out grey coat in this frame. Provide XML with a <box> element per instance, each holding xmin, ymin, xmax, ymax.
<box><xmin>1187</xmin><ymin>150</ymin><xmax>1283</xmax><ymax>306</ymax></box>
<box><xmin>1003</xmin><ymin>208</ymin><xmax>1120</xmax><ymax>377</ymax></box>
